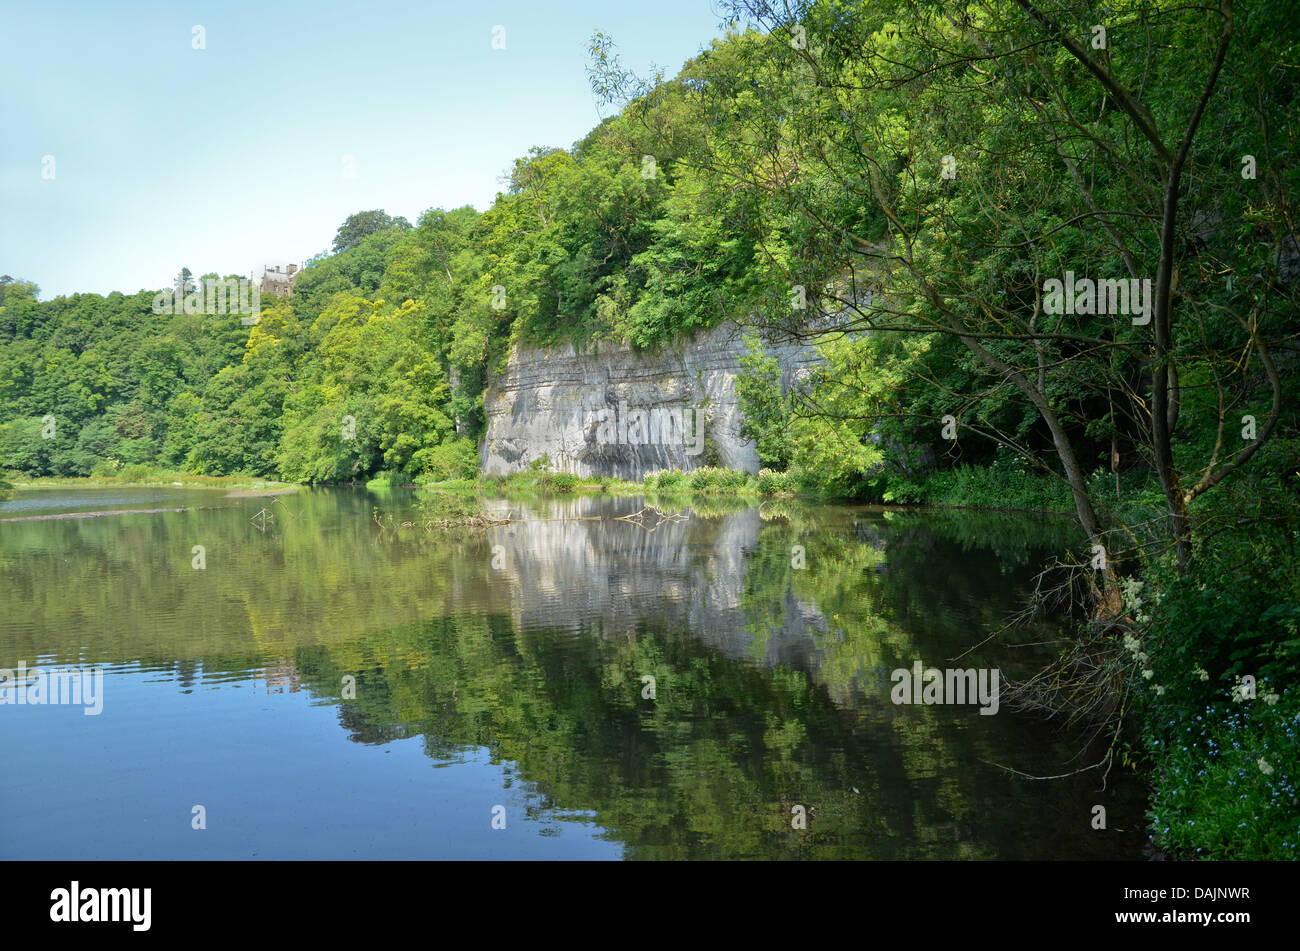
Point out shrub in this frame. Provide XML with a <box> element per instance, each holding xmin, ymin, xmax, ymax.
<box><xmin>687</xmin><ymin>465</ymin><xmax>752</xmax><ymax>493</ymax></box>
<box><xmin>1136</xmin><ymin>477</ymin><xmax>1300</xmax><ymax>859</ymax></box>
<box><xmin>1140</xmin><ymin>491</ymin><xmax>1300</xmax><ymax>719</ymax></box>
<box><xmin>755</xmin><ymin>468</ymin><xmax>788</xmax><ymax>495</ymax></box>
<box><xmin>117</xmin><ymin>464</ymin><xmax>158</xmax><ymax>483</ymax></box>
<box><xmin>645</xmin><ymin>469</ymin><xmax>686</xmax><ymax>490</ymax></box>
<box><xmin>419</xmin><ymin>438</ymin><xmax>480</xmax><ymax>482</ymax></box>
<box><xmin>881</xmin><ymin>464</ymin><xmax>1072</xmax><ymax>511</ymax></box>
<box><xmin>548</xmin><ymin>472</ymin><xmax>580</xmax><ymax>493</ymax></box>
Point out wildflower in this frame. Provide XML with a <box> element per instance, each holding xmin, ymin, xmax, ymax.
<box><xmin>1259</xmin><ymin>758</ymin><xmax>1275</xmax><ymax>776</ymax></box>
<box><xmin>1194</xmin><ymin>666</ymin><xmax>1209</xmax><ymax>682</ymax></box>
<box><xmin>1142</xmin><ymin>669</ymin><xmax>1154</xmax><ymax>680</ymax></box>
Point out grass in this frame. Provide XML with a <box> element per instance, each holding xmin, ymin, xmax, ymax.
<box><xmin>414</xmin><ymin>465</ymin><xmax>798</xmax><ymax>499</ymax></box>
<box><xmin>9</xmin><ymin>467</ymin><xmax>297</xmax><ymax>491</ymax></box>
<box><xmin>882</xmin><ymin>464</ymin><xmax>1074</xmax><ymax>512</ymax></box>
<box><xmin>9</xmin><ymin>462</ymin><xmax>1076</xmax><ymax>515</ymax></box>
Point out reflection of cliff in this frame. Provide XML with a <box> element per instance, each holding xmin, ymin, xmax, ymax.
<box><xmin>1</xmin><ymin>490</ymin><xmax>1070</xmax><ymax>699</ymax></box>
<box><xmin>480</xmin><ymin>497</ymin><xmax>830</xmax><ymax>673</ymax></box>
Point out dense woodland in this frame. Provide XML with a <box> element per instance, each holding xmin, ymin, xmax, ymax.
<box><xmin>2</xmin><ymin>0</ymin><xmax>1297</xmax><ymax>857</ymax></box>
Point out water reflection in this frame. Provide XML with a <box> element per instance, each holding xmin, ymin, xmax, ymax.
<box><xmin>0</xmin><ymin>487</ymin><xmax>1143</xmax><ymax>859</ymax></box>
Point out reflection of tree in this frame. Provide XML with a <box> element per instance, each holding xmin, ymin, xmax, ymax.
<box><xmin>2</xmin><ymin>492</ymin><xmax>1140</xmax><ymax>859</ymax></box>
<box><xmin>290</xmin><ymin>604</ymin><xmax>1138</xmax><ymax>860</ymax></box>
<box><xmin>337</xmin><ymin>702</ymin><xmax>414</xmax><ymax>746</ymax></box>
<box><xmin>740</xmin><ymin>509</ymin><xmax>1087</xmax><ymax>706</ymax></box>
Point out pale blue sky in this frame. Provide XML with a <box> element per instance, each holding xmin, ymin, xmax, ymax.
<box><xmin>0</xmin><ymin>0</ymin><xmax>728</xmax><ymax>299</ymax></box>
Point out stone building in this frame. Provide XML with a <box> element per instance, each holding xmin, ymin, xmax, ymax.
<box><xmin>259</xmin><ymin>264</ymin><xmax>300</xmax><ymax>298</ymax></box>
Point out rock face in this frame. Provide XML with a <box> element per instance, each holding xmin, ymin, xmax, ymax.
<box><xmin>481</xmin><ymin>322</ymin><xmax>824</xmax><ymax>479</ymax></box>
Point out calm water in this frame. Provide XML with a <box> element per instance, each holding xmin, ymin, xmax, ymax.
<box><xmin>0</xmin><ymin>486</ymin><xmax>1144</xmax><ymax>859</ymax></box>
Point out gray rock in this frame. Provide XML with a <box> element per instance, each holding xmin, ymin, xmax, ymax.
<box><xmin>481</xmin><ymin>322</ymin><xmax>824</xmax><ymax>478</ymax></box>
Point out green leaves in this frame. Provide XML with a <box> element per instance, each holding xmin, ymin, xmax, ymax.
<box><xmin>331</xmin><ymin>210</ymin><xmax>411</xmax><ymax>254</ymax></box>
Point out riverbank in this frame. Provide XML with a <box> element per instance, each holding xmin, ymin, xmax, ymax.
<box><xmin>7</xmin><ymin>468</ymin><xmax>299</xmax><ymax>492</ymax></box>
<box><xmin>5</xmin><ymin>463</ymin><xmax>1082</xmax><ymax>514</ymax></box>
<box><xmin>409</xmin><ymin>465</ymin><xmax>796</xmax><ymax>499</ymax></box>
<box><xmin>406</xmin><ymin>463</ymin><xmax>1083</xmax><ymax>514</ymax></box>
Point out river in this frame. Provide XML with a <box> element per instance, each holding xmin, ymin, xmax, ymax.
<box><xmin>0</xmin><ymin>486</ymin><xmax>1145</xmax><ymax>859</ymax></box>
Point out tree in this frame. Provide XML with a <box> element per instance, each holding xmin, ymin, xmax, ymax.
<box><xmin>173</xmin><ymin>268</ymin><xmax>195</xmax><ymax>298</ymax></box>
<box><xmin>331</xmin><ymin>210</ymin><xmax>411</xmax><ymax>254</ymax></box>
<box><xmin>592</xmin><ymin>0</ymin><xmax>1296</xmax><ymax>581</ymax></box>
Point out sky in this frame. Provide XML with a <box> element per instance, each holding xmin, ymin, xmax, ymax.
<box><xmin>0</xmin><ymin>0</ymin><xmax>730</xmax><ymax>299</ymax></box>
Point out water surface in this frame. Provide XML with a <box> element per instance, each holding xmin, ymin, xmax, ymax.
<box><xmin>0</xmin><ymin>487</ymin><xmax>1144</xmax><ymax>859</ymax></box>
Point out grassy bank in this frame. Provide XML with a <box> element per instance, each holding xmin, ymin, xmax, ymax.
<box><xmin>880</xmin><ymin>463</ymin><xmax>1075</xmax><ymax>513</ymax></box>
<box><xmin>7</xmin><ymin>465</ymin><xmax>298</xmax><ymax>492</ymax></box>
<box><xmin>408</xmin><ymin>465</ymin><xmax>801</xmax><ymax>499</ymax></box>
<box><xmin>1130</xmin><ymin>481</ymin><xmax>1300</xmax><ymax>860</ymax></box>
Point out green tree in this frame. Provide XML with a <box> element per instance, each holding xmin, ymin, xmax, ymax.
<box><xmin>331</xmin><ymin>210</ymin><xmax>411</xmax><ymax>254</ymax></box>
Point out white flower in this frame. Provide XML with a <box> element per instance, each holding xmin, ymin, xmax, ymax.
<box><xmin>1230</xmin><ymin>676</ymin><xmax>1255</xmax><ymax>703</ymax></box>
<box><xmin>1258</xmin><ymin>758</ymin><xmax>1274</xmax><ymax>776</ymax></box>
<box><xmin>1194</xmin><ymin>667</ymin><xmax>1210</xmax><ymax>682</ymax></box>
<box><xmin>1153</xmin><ymin>685</ymin><xmax>1165</xmax><ymax>696</ymax></box>
<box><xmin>1264</xmin><ymin>692</ymin><xmax>1280</xmax><ymax>706</ymax></box>
<box><xmin>1142</xmin><ymin>669</ymin><xmax>1154</xmax><ymax>680</ymax></box>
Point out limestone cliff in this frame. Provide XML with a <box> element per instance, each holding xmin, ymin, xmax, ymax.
<box><xmin>480</xmin><ymin>322</ymin><xmax>823</xmax><ymax>479</ymax></box>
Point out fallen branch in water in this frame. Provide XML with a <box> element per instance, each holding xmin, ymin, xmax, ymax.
<box><xmin>373</xmin><ymin>511</ymin><xmax>511</xmax><ymax>534</ymax></box>
<box><xmin>615</xmin><ymin>504</ymin><xmax>690</xmax><ymax>532</ymax></box>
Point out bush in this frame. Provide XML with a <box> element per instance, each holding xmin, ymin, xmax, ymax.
<box><xmin>881</xmin><ymin>464</ymin><xmax>1073</xmax><ymax>511</ymax></box>
<box><xmin>117</xmin><ymin>464</ymin><xmax>158</xmax><ymax>482</ymax></box>
<box><xmin>1136</xmin><ymin>477</ymin><xmax>1300</xmax><ymax>859</ymax></box>
<box><xmin>688</xmin><ymin>466</ymin><xmax>751</xmax><ymax>492</ymax></box>
<box><xmin>645</xmin><ymin>469</ymin><xmax>686</xmax><ymax>490</ymax></box>
<box><xmin>755</xmin><ymin>468</ymin><xmax>788</xmax><ymax>495</ymax></box>
<box><xmin>419</xmin><ymin>438</ymin><xmax>480</xmax><ymax>482</ymax></box>
<box><xmin>547</xmin><ymin>472</ymin><xmax>580</xmax><ymax>493</ymax></box>
<box><xmin>1140</xmin><ymin>492</ymin><xmax>1300</xmax><ymax>719</ymax></box>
